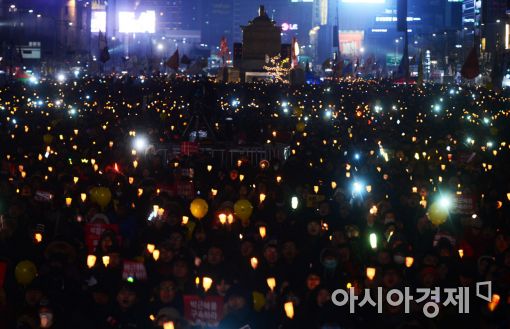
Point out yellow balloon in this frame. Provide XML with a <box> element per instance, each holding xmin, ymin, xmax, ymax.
<box><xmin>15</xmin><ymin>260</ymin><xmax>37</xmax><ymax>286</ymax></box>
<box><xmin>43</xmin><ymin>134</ymin><xmax>54</xmax><ymax>145</ymax></box>
<box><xmin>296</xmin><ymin>122</ymin><xmax>305</xmax><ymax>133</ymax></box>
<box><xmin>190</xmin><ymin>198</ymin><xmax>208</xmax><ymax>219</ymax></box>
<box><xmin>234</xmin><ymin>199</ymin><xmax>253</xmax><ymax>222</ymax></box>
<box><xmin>428</xmin><ymin>202</ymin><xmax>448</xmax><ymax>226</ymax></box>
<box><xmin>90</xmin><ymin>187</ymin><xmax>112</xmax><ymax>209</ymax></box>
<box><xmin>252</xmin><ymin>291</ymin><xmax>266</xmax><ymax>312</ymax></box>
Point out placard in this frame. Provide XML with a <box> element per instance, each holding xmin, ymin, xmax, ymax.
<box><xmin>183</xmin><ymin>295</ymin><xmax>224</xmax><ymax>326</ymax></box>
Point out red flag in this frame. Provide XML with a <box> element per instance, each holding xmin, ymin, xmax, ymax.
<box><xmin>165</xmin><ymin>49</ymin><xmax>179</xmax><ymax>71</ymax></box>
<box><xmin>461</xmin><ymin>47</ymin><xmax>479</xmax><ymax>80</ymax></box>
<box><xmin>291</xmin><ymin>37</ymin><xmax>298</xmax><ymax>68</ymax></box>
<box><xmin>219</xmin><ymin>37</ymin><xmax>230</xmax><ymax>66</ymax></box>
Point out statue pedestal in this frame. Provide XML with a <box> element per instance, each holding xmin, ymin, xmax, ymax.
<box><xmin>289</xmin><ymin>67</ymin><xmax>305</xmax><ymax>85</ymax></box>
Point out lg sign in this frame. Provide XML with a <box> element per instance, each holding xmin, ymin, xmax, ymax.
<box><xmin>281</xmin><ymin>23</ymin><xmax>298</xmax><ymax>31</ymax></box>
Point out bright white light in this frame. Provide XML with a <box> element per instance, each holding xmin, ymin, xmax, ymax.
<box><xmin>231</xmin><ymin>100</ymin><xmax>239</xmax><ymax>107</ymax></box>
<box><xmin>133</xmin><ymin>136</ymin><xmax>148</xmax><ymax>151</ymax></box>
<box><xmin>119</xmin><ymin>11</ymin><xmax>156</xmax><ymax>33</ymax></box>
<box><xmin>57</xmin><ymin>73</ymin><xmax>66</xmax><ymax>82</ymax></box>
<box><xmin>354</xmin><ymin>153</ymin><xmax>360</xmax><ymax>160</ymax></box>
<box><xmin>74</xmin><ymin>70</ymin><xmax>80</xmax><ymax>77</ymax></box>
<box><xmin>324</xmin><ymin>110</ymin><xmax>332</xmax><ymax>119</ymax></box>
<box><xmin>434</xmin><ymin>104</ymin><xmax>441</xmax><ymax>112</ymax></box>
<box><xmin>439</xmin><ymin>195</ymin><xmax>452</xmax><ymax>209</ymax></box>
<box><xmin>483</xmin><ymin>117</ymin><xmax>490</xmax><ymax>125</ymax></box>
<box><xmin>369</xmin><ymin>233</ymin><xmax>377</xmax><ymax>249</ymax></box>
<box><xmin>157</xmin><ymin>43</ymin><xmax>164</xmax><ymax>51</ymax></box>
<box><xmin>353</xmin><ymin>182</ymin><xmax>363</xmax><ymax>194</ymax></box>
<box><xmin>91</xmin><ymin>11</ymin><xmax>106</xmax><ymax>32</ymax></box>
<box><xmin>291</xmin><ymin>196</ymin><xmax>299</xmax><ymax>210</ymax></box>
<box><xmin>29</xmin><ymin>76</ymin><xmax>38</xmax><ymax>84</ymax></box>
<box><xmin>69</xmin><ymin>108</ymin><xmax>77</xmax><ymax>116</ymax></box>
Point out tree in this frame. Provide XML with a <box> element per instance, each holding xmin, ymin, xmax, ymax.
<box><xmin>263</xmin><ymin>55</ymin><xmax>290</xmax><ymax>83</ymax></box>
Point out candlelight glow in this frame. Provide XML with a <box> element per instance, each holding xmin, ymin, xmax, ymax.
<box><xmin>250</xmin><ymin>257</ymin><xmax>258</xmax><ymax>269</ymax></box>
<box><xmin>366</xmin><ymin>267</ymin><xmax>376</xmax><ymax>280</ymax></box>
<box><xmin>163</xmin><ymin>322</ymin><xmax>175</xmax><ymax>329</ymax></box>
<box><xmin>405</xmin><ymin>257</ymin><xmax>414</xmax><ymax>268</ymax></box>
<box><xmin>284</xmin><ymin>301</ymin><xmax>294</xmax><ymax>319</ymax></box>
<box><xmin>219</xmin><ymin>213</ymin><xmax>227</xmax><ymax>224</ymax></box>
<box><xmin>267</xmin><ymin>277</ymin><xmax>276</xmax><ymax>291</ymax></box>
<box><xmin>146</xmin><ymin>244</ymin><xmax>155</xmax><ymax>254</ymax></box>
<box><xmin>202</xmin><ymin>277</ymin><xmax>213</xmax><ymax>292</ymax></box>
<box><xmin>259</xmin><ymin>226</ymin><xmax>267</xmax><ymax>239</ymax></box>
<box><xmin>87</xmin><ymin>255</ymin><xmax>96</xmax><ymax>268</ymax></box>
<box><xmin>102</xmin><ymin>255</ymin><xmax>110</xmax><ymax>267</ymax></box>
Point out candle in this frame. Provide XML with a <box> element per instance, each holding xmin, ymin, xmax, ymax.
<box><xmin>267</xmin><ymin>277</ymin><xmax>276</xmax><ymax>291</ymax></box>
<box><xmin>284</xmin><ymin>302</ymin><xmax>294</xmax><ymax>319</ymax></box>
<box><xmin>102</xmin><ymin>255</ymin><xmax>110</xmax><ymax>267</ymax></box>
<box><xmin>34</xmin><ymin>233</ymin><xmax>43</xmax><ymax>243</ymax></box>
<box><xmin>366</xmin><ymin>267</ymin><xmax>376</xmax><ymax>280</ymax></box>
<box><xmin>219</xmin><ymin>213</ymin><xmax>227</xmax><ymax>225</ymax></box>
<box><xmin>488</xmin><ymin>294</ymin><xmax>500</xmax><ymax>312</ymax></box>
<box><xmin>87</xmin><ymin>255</ymin><xmax>97</xmax><ymax>268</ymax></box>
<box><xmin>202</xmin><ymin>277</ymin><xmax>213</xmax><ymax>292</ymax></box>
<box><xmin>250</xmin><ymin>257</ymin><xmax>258</xmax><ymax>270</ymax></box>
<box><xmin>146</xmin><ymin>244</ymin><xmax>155</xmax><ymax>254</ymax></box>
<box><xmin>405</xmin><ymin>257</ymin><xmax>414</xmax><ymax>268</ymax></box>
<box><xmin>182</xmin><ymin>216</ymin><xmax>189</xmax><ymax>225</ymax></box>
<box><xmin>259</xmin><ymin>226</ymin><xmax>267</xmax><ymax>239</ymax></box>
<box><xmin>163</xmin><ymin>322</ymin><xmax>175</xmax><ymax>329</ymax></box>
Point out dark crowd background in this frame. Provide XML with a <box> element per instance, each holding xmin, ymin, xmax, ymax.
<box><xmin>1</xmin><ymin>75</ymin><xmax>510</xmax><ymax>329</ymax></box>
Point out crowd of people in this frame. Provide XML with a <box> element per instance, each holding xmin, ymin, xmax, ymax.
<box><xmin>1</xmin><ymin>74</ymin><xmax>510</xmax><ymax>329</ymax></box>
